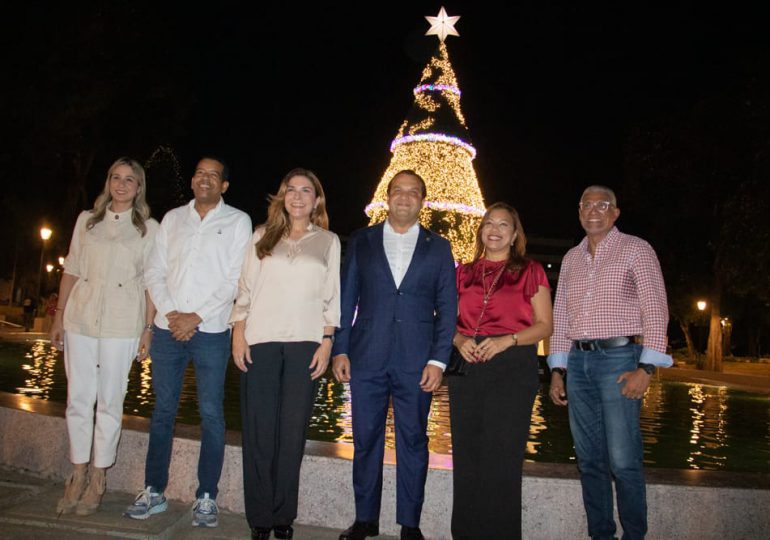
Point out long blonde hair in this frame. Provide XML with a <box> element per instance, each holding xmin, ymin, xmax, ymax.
<box><xmin>87</xmin><ymin>157</ymin><xmax>151</xmax><ymax>236</ymax></box>
<box><xmin>255</xmin><ymin>168</ymin><xmax>329</xmax><ymax>259</ymax></box>
<box><xmin>471</xmin><ymin>202</ymin><xmax>528</xmax><ymax>273</ymax></box>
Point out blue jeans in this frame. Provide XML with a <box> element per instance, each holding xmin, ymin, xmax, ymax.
<box><xmin>567</xmin><ymin>343</ymin><xmax>647</xmax><ymax>540</ymax></box>
<box><xmin>144</xmin><ymin>326</ymin><xmax>230</xmax><ymax>499</ymax></box>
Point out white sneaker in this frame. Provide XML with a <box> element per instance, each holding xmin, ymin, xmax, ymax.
<box><xmin>191</xmin><ymin>493</ymin><xmax>218</xmax><ymax>528</ymax></box>
<box><xmin>124</xmin><ymin>487</ymin><xmax>167</xmax><ymax>520</ymax></box>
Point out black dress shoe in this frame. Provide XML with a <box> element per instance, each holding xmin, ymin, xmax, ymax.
<box><xmin>400</xmin><ymin>526</ymin><xmax>424</xmax><ymax>540</ymax></box>
<box><xmin>251</xmin><ymin>527</ymin><xmax>271</xmax><ymax>540</ymax></box>
<box><xmin>274</xmin><ymin>525</ymin><xmax>294</xmax><ymax>539</ymax></box>
<box><xmin>339</xmin><ymin>520</ymin><xmax>379</xmax><ymax>540</ymax></box>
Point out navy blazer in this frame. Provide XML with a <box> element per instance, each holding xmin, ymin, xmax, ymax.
<box><xmin>333</xmin><ymin>222</ymin><xmax>458</xmax><ymax>373</ymax></box>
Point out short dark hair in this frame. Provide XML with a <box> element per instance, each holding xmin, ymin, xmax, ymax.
<box><xmin>198</xmin><ymin>155</ymin><xmax>230</xmax><ymax>181</ymax></box>
<box><xmin>386</xmin><ymin>169</ymin><xmax>427</xmax><ymax>198</ymax></box>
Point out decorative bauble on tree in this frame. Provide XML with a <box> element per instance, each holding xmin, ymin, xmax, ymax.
<box><xmin>365</xmin><ymin>7</ymin><xmax>485</xmax><ymax>262</ymax></box>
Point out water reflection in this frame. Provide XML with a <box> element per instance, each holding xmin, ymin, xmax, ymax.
<box><xmin>686</xmin><ymin>384</ymin><xmax>729</xmax><ymax>470</ymax></box>
<box><xmin>18</xmin><ymin>340</ymin><xmax>60</xmax><ymax>400</ymax></box>
<box><xmin>1</xmin><ymin>339</ymin><xmax>769</xmax><ymax>473</ymax></box>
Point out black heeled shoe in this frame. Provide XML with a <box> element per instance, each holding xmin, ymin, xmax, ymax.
<box><xmin>274</xmin><ymin>525</ymin><xmax>294</xmax><ymax>539</ymax></box>
<box><xmin>251</xmin><ymin>527</ymin><xmax>271</xmax><ymax>540</ymax></box>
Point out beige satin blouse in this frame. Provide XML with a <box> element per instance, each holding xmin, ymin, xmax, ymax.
<box><xmin>230</xmin><ymin>225</ymin><xmax>341</xmax><ymax>344</ymax></box>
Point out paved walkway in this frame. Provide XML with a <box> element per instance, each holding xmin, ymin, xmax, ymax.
<box><xmin>660</xmin><ymin>361</ymin><xmax>770</xmax><ymax>394</ymax></box>
<box><xmin>0</xmin><ymin>466</ymin><xmax>387</xmax><ymax>540</ymax></box>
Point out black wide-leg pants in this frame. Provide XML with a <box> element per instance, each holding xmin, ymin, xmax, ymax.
<box><xmin>240</xmin><ymin>341</ymin><xmax>319</xmax><ymax>529</ymax></box>
<box><xmin>448</xmin><ymin>344</ymin><xmax>539</xmax><ymax>540</ymax></box>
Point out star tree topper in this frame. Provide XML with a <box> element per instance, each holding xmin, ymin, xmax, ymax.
<box><xmin>425</xmin><ymin>6</ymin><xmax>460</xmax><ymax>42</ymax></box>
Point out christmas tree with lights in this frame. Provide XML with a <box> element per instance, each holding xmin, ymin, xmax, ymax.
<box><xmin>365</xmin><ymin>7</ymin><xmax>485</xmax><ymax>262</ymax></box>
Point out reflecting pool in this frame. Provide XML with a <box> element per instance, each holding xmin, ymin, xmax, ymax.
<box><xmin>2</xmin><ymin>339</ymin><xmax>769</xmax><ymax>473</ymax></box>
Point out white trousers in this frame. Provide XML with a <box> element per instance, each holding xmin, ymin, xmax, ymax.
<box><xmin>64</xmin><ymin>332</ymin><xmax>138</xmax><ymax>467</ymax></box>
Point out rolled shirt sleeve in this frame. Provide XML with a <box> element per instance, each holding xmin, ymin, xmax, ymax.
<box><xmin>62</xmin><ymin>211</ymin><xmax>89</xmax><ymax>278</ymax></box>
<box><xmin>632</xmin><ymin>241</ymin><xmax>672</xmax><ymax>359</ymax></box>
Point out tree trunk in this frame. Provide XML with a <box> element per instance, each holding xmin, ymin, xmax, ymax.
<box><xmin>705</xmin><ymin>283</ymin><xmax>723</xmax><ymax>372</ymax></box>
<box><xmin>721</xmin><ymin>321</ymin><xmax>732</xmax><ymax>358</ymax></box>
<box><xmin>677</xmin><ymin>317</ymin><xmax>696</xmax><ymax>360</ymax></box>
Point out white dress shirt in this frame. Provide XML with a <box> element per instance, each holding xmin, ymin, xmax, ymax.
<box><xmin>383</xmin><ymin>219</ymin><xmax>420</xmax><ymax>287</ymax></box>
<box><xmin>145</xmin><ymin>198</ymin><xmax>252</xmax><ymax>333</ymax></box>
<box><xmin>383</xmin><ymin>219</ymin><xmax>445</xmax><ymax>370</ymax></box>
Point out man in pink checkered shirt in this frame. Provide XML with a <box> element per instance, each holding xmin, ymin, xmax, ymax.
<box><xmin>548</xmin><ymin>185</ymin><xmax>672</xmax><ymax>540</ymax></box>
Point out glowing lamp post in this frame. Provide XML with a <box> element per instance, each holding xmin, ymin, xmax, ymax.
<box><xmin>36</xmin><ymin>227</ymin><xmax>52</xmax><ymax>305</ymax></box>
<box><xmin>695</xmin><ymin>300</ymin><xmax>707</xmax><ymax>368</ymax></box>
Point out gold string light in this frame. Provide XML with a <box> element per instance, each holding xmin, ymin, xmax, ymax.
<box><xmin>366</xmin><ymin>41</ymin><xmax>485</xmax><ymax>262</ymax></box>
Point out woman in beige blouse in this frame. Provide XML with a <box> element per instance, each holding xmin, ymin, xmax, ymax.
<box><xmin>49</xmin><ymin>157</ymin><xmax>158</xmax><ymax>515</ymax></box>
<box><xmin>231</xmin><ymin>168</ymin><xmax>340</xmax><ymax>540</ymax></box>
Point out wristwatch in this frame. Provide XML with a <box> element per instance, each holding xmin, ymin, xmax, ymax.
<box><xmin>551</xmin><ymin>367</ymin><xmax>567</xmax><ymax>378</ymax></box>
<box><xmin>323</xmin><ymin>334</ymin><xmax>335</xmax><ymax>343</ymax></box>
<box><xmin>638</xmin><ymin>363</ymin><xmax>656</xmax><ymax>375</ymax></box>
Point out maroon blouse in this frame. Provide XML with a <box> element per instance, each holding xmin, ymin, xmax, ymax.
<box><xmin>456</xmin><ymin>258</ymin><xmax>550</xmax><ymax>336</ymax></box>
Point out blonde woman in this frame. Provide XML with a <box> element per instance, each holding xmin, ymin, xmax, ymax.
<box><xmin>231</xmin><ymin>168</ymin><xmax>340</xmax><ymax>540</ymax></box>
<box><xmin>50</xmin><ymin>157</ymin><xmax>158</xmax><ymax>515</ymax></box>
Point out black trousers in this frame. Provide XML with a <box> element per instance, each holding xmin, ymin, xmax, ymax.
<box><xmin>240</xmin><ymin>341</ymin><xmax>319</xmax><ymax>529</ymax></box>
<box><xmin>448</xmin><ymin>344</ymin><xmax>539</xmax><ymax>540</ymax></box>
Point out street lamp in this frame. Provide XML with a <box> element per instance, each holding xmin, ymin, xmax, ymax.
<box><xmin>58</xmin><ymin>256</ymin><xmax>65</xmax><ymax>266</ymax></box>
<box><xmin>695</xmin><ymin>299</ymin><xmax>707</xmax><ymax>368</ymax></box>
<box><xmin>36</xmin><ymin>227</ymin><xmax>53</xmax><ymax>307</ymax></box>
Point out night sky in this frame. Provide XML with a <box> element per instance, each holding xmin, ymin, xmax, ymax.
<box><xmin>2</xmin><ymin>2</ymin><xmax>767</xmax><ymax>251</ymax></box>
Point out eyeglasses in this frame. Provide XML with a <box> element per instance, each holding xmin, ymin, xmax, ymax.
<box><xmin>578</xmin><ymin>201</ymin><xmax>614</xmax><ymax>213</ymax></box>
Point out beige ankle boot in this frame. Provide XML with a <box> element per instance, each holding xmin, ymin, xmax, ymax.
<box><xmin>75</xmin><ymin>466</ymin><xmax>106</xmax><ymax>516</ymax></box>
<box><xmin>56</xmin><ymin>464</ymin><xmax>88</xmax><ymax>514</ymax></box>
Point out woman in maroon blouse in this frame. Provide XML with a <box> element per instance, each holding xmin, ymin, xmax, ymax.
<box><xmin>449</xmin><ymin>202</ymin><xmax>553</xmax><ymax>539</ymax></box>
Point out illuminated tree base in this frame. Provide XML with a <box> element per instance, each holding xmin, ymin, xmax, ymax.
<box><xmin>365</xmin><ymin>141</ymin><xmax>484</xmax><ymax>262</ymax></box>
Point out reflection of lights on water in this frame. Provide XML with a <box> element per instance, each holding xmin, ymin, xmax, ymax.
<box><xmin>131</xmin><ymin>358</ymin><xmax>154</xmax><ymax>413</ymax></box>
<box><xmin>5</xmin><ymin>339</ymin><xmax>769</xmax><ymax>472</ymax></box>
<box><xmin>528</xmin><ymin>394</ymin><xmax>546</xmax><ymax>456</ymax></box>
<box><xmin>426</xmin><ymin>386</ymin><xmax>451</xmax><ymax>454</ymax></box>
<box><xmin>19</xmin><ymin>340</ymin><xmax>60</xmax><ymax>400</ymax></box>
<box><xmin>687</xmin><ymin>383</ymin><xmax>729</xmax><ymax>470</ymax></box>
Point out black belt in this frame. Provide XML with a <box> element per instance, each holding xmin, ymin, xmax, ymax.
<box><xmin>573</xmin><ymin>336</ymin><xmax>639</xmax><ymax>351</ymax></box>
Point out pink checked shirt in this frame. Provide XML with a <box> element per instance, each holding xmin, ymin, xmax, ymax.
<box><xmin>547</xmin><ymin>227</ymin><xmax>672</xmax><ymax>369</ymax></box>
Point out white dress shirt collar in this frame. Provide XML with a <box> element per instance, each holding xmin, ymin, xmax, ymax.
<box><xmin>383</xmin><ymin>219</ymin><xmax>420</xmax><ymax>288</ymax></box>
<box><xmin>187</xmin><ymin>197</ymin><xmax>225</xmax><ymax>221</ymax></box>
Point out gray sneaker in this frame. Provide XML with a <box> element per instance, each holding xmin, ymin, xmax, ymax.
<box><xmin>191</xmin><ymin>493</ymin><xmax>218</xmax><ymax>527</ymax></box>
<box><xmin>124</xmin><ymin>487</ymin><xmax>168</xmax><ymax>520</ymax></box>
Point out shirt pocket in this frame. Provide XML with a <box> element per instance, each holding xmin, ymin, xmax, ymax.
<box><xmin>66</xmin><ymin>279</ymin><xmax>102</xmax><ymax>328</ymax></box>
<box><xmin>104</xmin><ymin>281</ymin><xmax>143</xmax><ymax>333</ymax></box>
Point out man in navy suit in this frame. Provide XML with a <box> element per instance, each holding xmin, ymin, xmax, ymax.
<box><xmin>332</xmin><ymin>170</ymin><xmax>457</xmax><ymax>540</ymax></box>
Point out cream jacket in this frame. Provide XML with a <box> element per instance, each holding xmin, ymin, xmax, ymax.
<box><xmin>63</xmin><ymin>209</ymin><xmax>159</xmax><ymax>338</ymax></box>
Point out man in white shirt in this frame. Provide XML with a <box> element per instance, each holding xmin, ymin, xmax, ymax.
<box><xmin>332</xmin><ymin>170</ymin><xmax>457</xmax><ymax>540</ymax></box>
<box><xmin>124</xmin><ymin>156</ymin><xmax>251</xmax><ymax>528</ymax></box>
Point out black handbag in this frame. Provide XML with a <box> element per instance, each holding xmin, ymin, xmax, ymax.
<box><xmin>445</xmin><ymin>263</ymin><xmax>507</xmax><ymax>377</ymax></box>
<box><xmin>445</xmin><ymin>347</ymin><xmax>468</xmax><ymax>376</ymax></box>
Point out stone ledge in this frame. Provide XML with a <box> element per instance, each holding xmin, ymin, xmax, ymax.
<box><xmin>1</xmin><ymin>396</ymin><xmax>769</xmax><ymax>538</ymax></box>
